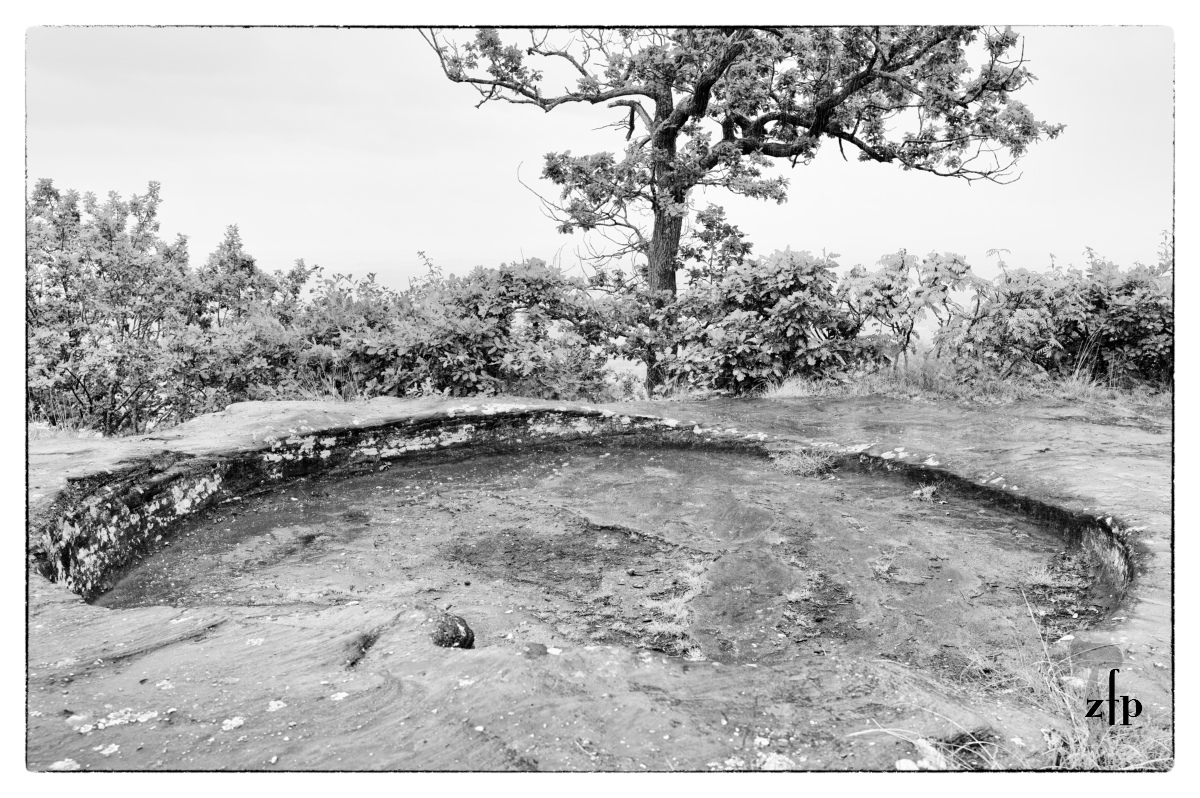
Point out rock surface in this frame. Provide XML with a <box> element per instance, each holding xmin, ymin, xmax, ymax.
<box><xmin>25</xmin><ymin>395</ymin><xmax>1171</xmax><ymax>771</ymax></box>
<box><xmin>430</xmin><ymin>614</ymin><xmax>475</xmax><ymax>649</ymax></box>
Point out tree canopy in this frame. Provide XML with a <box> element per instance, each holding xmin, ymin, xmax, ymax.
<box><xmin>423</xmin><ymin>26</ymin><xmax>1063</xmax><ymax>294</ymax></box>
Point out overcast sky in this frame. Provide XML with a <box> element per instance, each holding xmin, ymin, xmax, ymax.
<box><xmin>25</xmin><ymin>25</ymin><xmax>1174</xmax><ymax>288</ymax></box>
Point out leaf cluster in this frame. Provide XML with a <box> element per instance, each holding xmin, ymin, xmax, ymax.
<box><xmin>26</xmin><ymin>181</ymin><xmax>617</xmax><ymax>435</ymax></box>
<box><xmin>425</xmin><ymin>26</ymin><xmax>1065</xmax><ymax>254</ymax></box>
<box><xmin>582</xmin><ymin>215</ymin><xmax>1172</xmax><ymax>395</ymax></box>
<box><xmin>940</xmin><ymin>242</ymin><xmax>1173</xmax><ymax>384</ymax></box>
<box><xmin>27</xmin><ymin>180</ymin><xmax>1171</xmax><ymax>437</ymax></box>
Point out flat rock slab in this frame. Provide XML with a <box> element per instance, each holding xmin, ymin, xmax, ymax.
<box><xmin>26</xmin><ymin>395</ymin><xmax>1171</xmax><ymax>771</ymax></box>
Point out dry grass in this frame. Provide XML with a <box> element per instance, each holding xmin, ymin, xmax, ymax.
<box><xmin>763</xmin><ymin>354</ymin><xmax>1172</xmax><ymax>415</ymax></box>
<box><xmin>27</xmin><ymin>421</ymin><xmax>103</xmax><ymax>441</ymax></box>
<box><xmin>642</xmin><ymin>594</ymin><xmax>691</xmax><ymax>626</ymax></box>
<box><xmin>770</xmin><ymin>449</ymin><xmax>835</xmax><ymax>477</ymax></box>
<box><xmin>1008</xmin><ymin>591</ymin><xmax>1173</xmax><ymax>770</ymax></box>
<box><xmin>1018</xmin><ymin>554</ymin><xmax>1088</xmax><ymax>593</ymax></box>
<box><xmin>910</xmin><ymin>483</ymin><xmax>938</xmax><ymax>502</ymax></box>
<box><xmin>919</xmin><ymin>567</ymin><xmax>1175</xmax><ymax>769</ymax></box>
<box><xmin>956</xmin><ymin>648</ymin><xmax>1006</xmax><ymax>683</ymax></box>
<box><xmin>868</xmin><ymin>547</ymin><xmax>898</xmax><ymax>580</ymax></box>
<box><xmin>641</xmin><ymin>559</ymin><xmax>709</xmax><ymax>658</ymax></box>
<box><xmin>1020</xmin><ymin>564</ymin><xmax>1060</xmax><ymax>588</ymax></box>
<box><xmin>249</xmin><ymin>367</ymin><xmax>367</xmax><ymax>403</ymax></box>
<box><xmin>645</xmin><ymin>618</ymin><xmax>689</xmax><ymax>637</ymax></box>
<box><xmin>764</xmin><ymin>375</ymin><xmax>857</xmax><ymax>399</ymax></box>
<box><xmin>765</xmin><ymin>366</ymin><xmax>1024</xmax><ymax>406</ymax></box>
<box><xmin>843</xmin><ymin>589</ymin><xmax>1172</xmax><ymax>770</ymax></box>
<box><xmin>1056</xmin><ymin>373</ymin><xmax>1116</xmax><ymax>404</ymax></box>
<box><xmin>1046</xmin><ymin>720</ymin><xmax>1174</xmax><ymax>770</ymax></box>
<box><xmin>847</xmin><ymin>721</ymin><xmax>996</xmax><ymax>771</ymax></box>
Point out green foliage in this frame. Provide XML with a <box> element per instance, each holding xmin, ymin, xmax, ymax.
<box><xmin>597</xmin><ymin>226</ymin><xmax>1174</xmax><ymax>396</ymax></box>
<box><xmin>283</xmin><ymin>260</ymin><xmax>609</xmax><ymax>401</ymax></box>
<box><xmin>27</xmin><ymin>179</ymin><xmax>1172</xmax><ymax>437</ymax></box>
<box><xmin>677</xmin><ymin>204</ymin><xmax>755</xmax><ymax>286</ymax></box>
<box><xmin>588</xmin><ymin>239</ymin><xmax>860</xmax><ymax>395</ymax></box>
<box><xmin>27</xmin><ymin>181</ymin><xmax>614</xmax><ymax>435</ymax></box>
<box><xmin>938</xmin><ymin>244</ymin><xmax>1173</xmax><ymax>385</ymax></box>
<box><xmin>839</xmin><ymin>249</ymin><xmax>973</xmax><ymax>368</ymax></box>
<box><xmin>27</xmin><ymin>179</ymin><xmax>197</xmax><ymax>433</ymax></box>
<box><xmin>1077</xmin><ymin>245</ymin><xmax>1173</xmax><ymax>385</ymax></box>
<box><xmin>657</xmin><ymin>249</ymin><xmax>855</xmax><ymax>392</ymax></box>
<box><xmin>426</xmin><ymin>27</ymin><xmax>1064</xmax><ymax>297</ymax></box>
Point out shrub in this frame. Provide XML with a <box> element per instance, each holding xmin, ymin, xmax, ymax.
<box><xmin>937</xmin><ymin>244</ymin><xmax>1173</xmax><ymax>387</ymax></box>
<box><xmin>603</xmin><ymin>249</ymin><xmax>860</xmax><ymax>395</ymax></box>
<box><xmin>26</xmin><ymin>180</ymin><xmax>614</xmax><ymax>434</ymax></box>
<box><xmin>27</xmin><ymin>180</ymin><xmax>1172</xmax><ymax>436</ymax></box>
<box><xmin>284</xmin><ymin>259</ymin><xmax>609</xmax><ymax>400</ymax></box>
<box><xmin>27</xmin><ymin>179</ymin><xmax>200</xmax><ymax>432</ymax></box>
<box><xmin>838</xmin><ymin>249</ymin><xmax>973</xmax><ymax>369</ymax></box>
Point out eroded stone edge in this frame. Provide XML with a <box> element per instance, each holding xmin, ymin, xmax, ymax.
<box><xmin>28</xmin><ymin>401</ymin><xmax>1141</xmax><ymax>614</ymax></box>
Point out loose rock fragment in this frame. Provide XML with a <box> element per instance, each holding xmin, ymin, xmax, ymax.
<box><xmin>430</xmin><ymin>613</ymin><xmax>475</xmax><ymax>649</ymax></box>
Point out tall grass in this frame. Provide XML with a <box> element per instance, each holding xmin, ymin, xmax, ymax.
<box><xmin>846</xmin><ymin>592</ymin><xmax>1173</xmax><ymax>770</ymax></box>
<box><xmin>1008</xmin><ymin>591</ymin><xmax>1173</xmax><ymax>770</ymax></box>
<box><xmin>27</xmin><ymin>421</ymin><xmax>103</xmax><ymax>441</ymax></box>
<box><xmin>764</xmin><ymin>353</ymin><xmax>1171</xmax><ymax>412</ymax></box>
<box><xmin>247</xmin><ymin>366</ymin><xmax>367</xmax><ymax>403</ymax></box>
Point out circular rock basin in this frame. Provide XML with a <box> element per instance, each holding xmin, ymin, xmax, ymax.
<box><xmin>88</xmin><ymin>441</ymin><xmax>1116</xmax><ymax>769</ymax></box>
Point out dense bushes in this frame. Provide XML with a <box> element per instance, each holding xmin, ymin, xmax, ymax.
<box><xmin>264</xmin><ymin>262</ymin><xmax>611</xmax><ymax>402</ymax></box>
<box><xmin>589</xmin><ymin>208</ymin><xmax>873</xmax><ymax>393</ymax></box>
<box><xmin>936</xmin><ymin>245</ymin><xmax>1173</xmax><ymax>385</ymax></box>
<box><xmin>27</xmin><ymin>183</ymin><xmax>1173</xmax><ymax>435</ymax></box>
<box><xmin>26</xmin><ymin>180</ymin><xmax>610</xmax><ymax>434</ymax></box>
<box><xmin>651</xmin><ymin>249</ymin><xmax>860</xmax><ymax>392</ymax></box>
<box><xmin>624</xmin><ymin>211</ymin><xmax>1172</xmax><ymax>395</ymax></box>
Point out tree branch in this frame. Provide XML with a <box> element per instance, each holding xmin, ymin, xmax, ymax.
<box><xmin>527</xmin><ymin>31</ymin><xmax>592</xmax><ymax>77</ymax></box>
<box><xmin>421</xmin><ymin>28</ymin><xmax>658</xmax><ymax>111</ymax></box>
<box><xmin>658</xmin><ymin>30</ymin><xmax>752</xmax><ymax>139</ymax></box>
<box><xmin>609</xmin><ymin>98</ymin><xmax>653</xmax><ymax>129</ymax></box>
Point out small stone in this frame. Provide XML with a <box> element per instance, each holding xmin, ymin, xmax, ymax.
<box><xmin>759</xmin><ymin>752</ymin><xmax>795</xmax><ymax>770</ymax></box>
<box><xmin>430</xmin><ymin>614</ymin><xmax>475</xmax><ymax>649</ymax></box>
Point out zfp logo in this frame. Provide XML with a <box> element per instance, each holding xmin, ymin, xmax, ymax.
<box><xmin>1084</xmin><ymin>668</ymin><xmax>1142</xmax><ymax>726</ymax></box>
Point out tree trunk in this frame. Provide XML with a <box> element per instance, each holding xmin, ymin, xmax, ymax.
<box><xmin>644</xmin><ymin>84</ymin><xmax>684</xmax><ymax>391</ymax></box>
<box><xmin>643</xmin><ymin>347</ymin><xmax>661</xmax><ymax>397</ymax></box>
<box><xmin>643</xmin><ymin>201</ymin><xmax>684</xmax><ymax>393</ymax></box>
<box><xmin>647</xmin><ymin>205</ymin><xmax>683</xmax><ymax>296</ymax></box>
